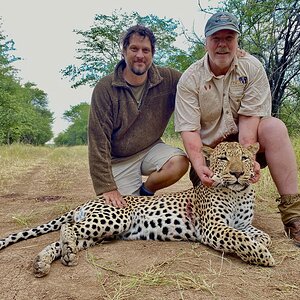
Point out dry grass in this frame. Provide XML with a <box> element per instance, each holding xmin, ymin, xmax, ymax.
<box><xmin>86</xmin><ymin>248</ymin><xmax>217</xmax><ymax>299</ymax></box>
<box><xmin>11</xmin><ymin>210</ymin><xmax>38</xmax><ymax>227</ymax></box>
<box><xmin>45</xmin><ymin>146</ymin><xmax>89</xmax><ymax>190</ymax></box>
<box><xmin>0</xmin><ymin>144</ymin><xmax>51</xmax><ymax>194</ymax></box>
<box><xmin>86</xmin><ymin>241</ymin><xmax>298</xmax><ymax>299</ymax></box>
<box><xmin>0</xmin><ymin>144</ymin><xmax>89</xmax><ymax>191</ymax></box>
<box><xmin>0</xmin><ymin>139</ymin><xmax>300</xmax><ymax>299</ymax></box>
<box><xmin>0</xmin><ymin>140</ymin><xmax>286</xmax><ymax>200</ymax></box>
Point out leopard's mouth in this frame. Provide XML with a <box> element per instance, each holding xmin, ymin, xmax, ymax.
<box><xmin>226</xmin><ymin>181</ymin><xmax>250</xmax><ymax>191</ymax></box>
<box><xmin>211</xmin><ymin>175</ymin><xmax>250</xmax><ymax>191</ymax></box>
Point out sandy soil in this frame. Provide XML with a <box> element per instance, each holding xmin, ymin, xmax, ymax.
<box><xmin>0</xmin><ymin>156</ymin><xmax>299</xmax><ymax>300</ymax></box>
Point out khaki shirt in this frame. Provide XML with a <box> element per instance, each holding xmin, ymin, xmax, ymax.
<box><xmin>175</xmin><ymin>53</ymin><xmax>271</xmax><ymax>147</ymax></box>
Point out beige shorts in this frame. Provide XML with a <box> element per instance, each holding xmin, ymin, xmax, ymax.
<box><xmin>112</xmin><ymin>142</ymin><xmax>186</xmax><ymax>196</ymax></box>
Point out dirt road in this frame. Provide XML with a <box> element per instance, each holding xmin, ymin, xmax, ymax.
<box><xmin>0</xmin><ymin>148</ymin><xmax>299</xmax><ymax>300</ymax></box>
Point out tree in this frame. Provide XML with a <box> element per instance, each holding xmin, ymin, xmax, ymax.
<box><xmin>0</xmin><ymin>21</ymin><xmax>54</xmax><ymax>145</ymax></box>
<box><xmin>54</xmin><ymin>103</ymin><xmax>90</xmax><ymax>146</ymax></box>
<box><xmin>198</xmin><ymin>0</ymin><xmax>300</xmax><ymax>117</ymax></box>
<box><xmin>0</xmin><ymin>18</ymin><xmax>20</xmax><ymax>66</ymax></box>
<box><xmin>166</xmin><ymin>43</ymin><xmax>206</xmax><ymax>72</ymax></box>
<box><xmin>0</xmin><ymin>79</ymin><xmax>54</xmax><ymax>145</ymax></box>
<box><xmin>0</xmin><ymin>72</ymin><xmax>20</xmax><ymax>144</ymax></box>
<box><xmin>59</xmin><ymin>10</ymin><xmax>209</xmax><ymax>143</ymax></box>
<box><xmin>61</xmin><ymin>9</ymin><xmax>196</xmax><ymax>88</ymax></box>
<box><xmin>18</xmin><ymin>83</ymin><xmax>54</xmax><ymax>145</ymax></box>
<box><xmin>279</xmin><ymin>85</ymin><xmax>300</xmax><ymax>135</ymax></box>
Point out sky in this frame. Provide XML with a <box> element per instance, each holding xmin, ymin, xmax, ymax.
<box><xmin>0</xmin><ymin>0</ymin><xmax>220</xmax><ymax>137</ymax></box>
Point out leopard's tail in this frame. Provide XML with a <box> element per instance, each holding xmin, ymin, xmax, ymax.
<box><xmin>0</xmin><ymin>210</ymin><xmax>75</xmax><ymax>250</ymax></box>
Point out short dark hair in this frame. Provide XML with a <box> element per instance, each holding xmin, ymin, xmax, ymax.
<box><xmin>121</xmin><ymin>25</ymin><xmax>156</xmax><ymax>55</ymax></box>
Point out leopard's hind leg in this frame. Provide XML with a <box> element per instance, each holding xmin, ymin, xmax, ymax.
<box><xmin>33</xmin><ymin>224</ymin><xmax>101</xmax><ymax>277</ymax></box>
<box><xmin>60</xmin><ymin>214</ymin><xmax>132</xmax><ymax>266</ymax></box>
<box><xmin>33</xmin><ymin>210</ymin><xmax>132</xmax><ymax>277</ymax></box>
<box><xmin>59</xmin><ymin>223</ymin><xmax>101</xmax><ymax>267</ymax></box>
<box><xmin>33</xmin><ymin>241</ymin><xmax>62</xmax><ymax>277</ymax></box>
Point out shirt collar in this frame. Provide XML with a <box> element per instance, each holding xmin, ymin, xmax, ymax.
<box><xmin>203</xmin><ymin>53</ymin><xmax>238</xmax><ymax>82</ymax></box>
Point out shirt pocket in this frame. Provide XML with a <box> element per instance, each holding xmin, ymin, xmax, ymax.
<box><xmin>229</xmin><ymin>82</ymin><xmax>245</xmax><ymax>101</ymax></box>
<box><xmin>229</xmin><ymin>83</ymin><xmax>245</xmax><ymax>115</ymax></box>
<box><xmin>198</xmin><ymin>85</ymin><xmax>222</xmax><ymax>123</ymax></box>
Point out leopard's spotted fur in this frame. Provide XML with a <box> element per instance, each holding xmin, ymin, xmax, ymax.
<box><xmin>0</xmin><ymin>142</ymin><xmax>275</xmax><ymax>277</ymax></box>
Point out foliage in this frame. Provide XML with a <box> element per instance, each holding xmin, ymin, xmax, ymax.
<box><xmin>163</xmin><ymin>114</ymin><xmax>178</xmax><ymax>139</ymax></box>
<box><xmin>0</xmin><ymin>73</ymin><xmax>54</xmax><ymax>145</ymax></box>
<box><xmin>61</xmin><ymin>3</ymin><xmax>300</xmax><ymax>143</ymax></box>
<box><xmin>61</xmin><ymin>9</ymin><xmax>200</xmax><ymax>88</ymax></box>
<box><xmin>59</xmin><ymin>10</ymin><xmax>208</xmax><ymax>144</ymax></box>
<box><xmin>166</xmin><ymin>43</ymin><xmax>206</xmax><ymax>72</ymax></box>
<box><xmin>211</xmin><ymin>0</ymin><xmax>300</xmax><ymax>117</ymax></box>
<box><xmin>279</xmin><ymin>85</ymin><xmax>300</xmax><ymax>136</ymax></box>
<box><xmin>54</xmin><ymin>102</ymin><xmax>90</xmax><ymax>146</ymax></box>
<box><xmin>0</xmin><ymin>18</ymin><xmax>20</xmax><ymax>65</ymax></box>
<box><xmin>0</xmin><ymin>21</ymin><xmax>54</xmax><ymax>145</ymax></box>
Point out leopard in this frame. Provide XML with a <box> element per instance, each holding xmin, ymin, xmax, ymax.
<box><xmin>0</xmin><ymin>142</ymin><xmax>275</xmax><ymax>277</ymax></box>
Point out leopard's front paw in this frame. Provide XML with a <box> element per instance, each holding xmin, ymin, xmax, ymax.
<box><xmin>61</xmin><ymin>243</ymin><xmax>78</xmax><ymax>266</ymax></box>
<box><xmin>33</xmin><ymin>256</ymin><xmax>51</xmax><ymax>277</ymax></box>
<box><xmin>255</xmin><ymin>234</ymin><xmax>272</xmax><ymax>248</ymax></box>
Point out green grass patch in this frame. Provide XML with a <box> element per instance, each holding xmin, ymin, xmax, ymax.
<box><xmin>11</xmin><ymin>210</ymin><xmax>37</xmax><ymax>227</ymax></box>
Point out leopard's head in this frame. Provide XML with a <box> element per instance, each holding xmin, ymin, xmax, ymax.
<box><xmin>202</xmin><ymin>142</ymin><xmax>259</xmax><ymax>191</ymax></box>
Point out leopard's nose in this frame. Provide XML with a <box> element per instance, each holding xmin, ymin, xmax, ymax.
<box><xmin>230</xmin><ymin>171</ymin><xmax>244</xmax><ymax>178</ymax></box>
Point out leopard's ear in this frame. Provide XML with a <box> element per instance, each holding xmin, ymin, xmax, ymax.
<box><xmin>246</xmin><ymin>142</ymin><xmax>260</xmax><ymax>155</ymax></box>
<box><xmin>202</xmin><ymin>145</ymin><xmax>214</xmax><ymax>159</ymax></box>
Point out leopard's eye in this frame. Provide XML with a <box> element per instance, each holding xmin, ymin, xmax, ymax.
<box><xmin>218</xmin><ymin>156</ymin><xmax>228</xmax><ymax>161</ymax></box>
<box><xmin>241</xmin><ymin>155</ymin><xmax>250</xmax><ymax>161</ymax></box>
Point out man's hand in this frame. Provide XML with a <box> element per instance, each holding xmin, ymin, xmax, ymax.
<box><xmin>103</xmin><ymin>190</ymin><xmax>127</xmax><ymax>208</ymax></box>
<box><xmin>236</xmin><ymin>48</ymin><xmax>247</xmax><ymax>58</ymax></box>
<box><xmin>198</xmin><ymin>165</ymin><xmax>215</xmax><ymax>187</ymax></box>
<box><xmin>250</xmin><ymin>161</ymin><xmax>261</xmax><ymax>183</ymax></box>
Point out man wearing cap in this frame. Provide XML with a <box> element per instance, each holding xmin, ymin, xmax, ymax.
<box><xmin>174</xmin><ymin>12</ymin><xmax>300</xmax><ymax>246</ymax></box>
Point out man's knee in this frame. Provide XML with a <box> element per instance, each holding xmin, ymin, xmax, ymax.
<box><xmin>258</xmin><ymin>117</ymin><xmax>289</xmax><ymax>148</ymax></box>
<box><xmin>162</xmin><ymin>155</ymin><xmax>189</xmax><ymax>178</ymax></box>
<box><xmin>259</xmin><ymin>117</ymin><xmax>288</xmax><ymax>138</ymax></box>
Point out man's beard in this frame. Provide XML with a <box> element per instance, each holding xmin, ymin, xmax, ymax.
<box><xmin>131</xmin><ymin>66</ymin><xmax>148</xmax><ymax>76</ymax></box>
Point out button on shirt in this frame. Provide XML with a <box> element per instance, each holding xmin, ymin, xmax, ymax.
<box><xmin>174</xmin><ymin>53</ymin><xmax>272</xmax><ymax>147</ymax></box>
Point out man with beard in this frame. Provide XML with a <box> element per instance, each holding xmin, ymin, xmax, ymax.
<box><xmin>88</xmin><ymin>25</ymin><xmax>189</xmax><ymax>208</ymax></box>
<box><xmin>175</xmin><ymin>12</ymin><xmax>300</xmax><ymax>245</ymax></box>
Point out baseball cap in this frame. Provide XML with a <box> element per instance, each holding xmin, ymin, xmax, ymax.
<box><xmin>205</xmin><ymin>12</ymin><xmax>240</xmax><ymax>37</ymax></box>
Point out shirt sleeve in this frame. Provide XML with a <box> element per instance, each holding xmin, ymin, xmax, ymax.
<box><xmin>88</xmin><ymin>82</ymin><xmax>117</xmax><ymax>195</ymax></box>
<box><xmin>238</xmin><ymin>59</ymin><xmax>272</xmax><ymax>117</ymax></box>
<box><xmin>174</xmin><ymin>65</ymin><xmax>202</xmax><ymax>133</ymax></box>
